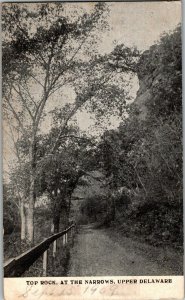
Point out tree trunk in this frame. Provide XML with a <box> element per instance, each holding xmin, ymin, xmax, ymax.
<box><xmin>27</xmin><ymin>136</ymin><xmax>37</xmax><ymax>244</ymax></box>
<box><xmin>51</xmin><ymin>223</ymin><xmax>54</xmax><ymax>233</ymax></box>
<box><xmin>20</xmin><ymin>201</ymin><xmax>26</xmax><ymax>240</ymax></box>
<box><xmin>27</xmin><ymin>199</ymin><xmax>34</xmax><ymax>243</ymax></box>
<box><xmin>62</xmin><ymin>203</ymin><xmax>69</xmax><ymax>229</ymax></box>
<box><xmin>52</xmin><ymin>197</ymin><xmax>70</xmax><ymax>233</ymax></box>
<box><xmin>53</xmin><ymin>213</ymin><xmax>60</xmax><ymax>233</ymax></box>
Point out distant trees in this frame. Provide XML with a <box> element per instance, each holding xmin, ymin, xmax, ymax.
<box><xmin>80</xmin><ymin>195</ymin><xmax>108</xmax><ymax>224</ymax></box>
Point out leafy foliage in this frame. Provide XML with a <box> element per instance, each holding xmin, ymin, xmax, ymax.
<box><xmin>3</xmin><ymin>184</ymin><xmax>20</xmax><ymax>235</ymax></box>
<box><xmin>90</xmin><ymin>26</ymin><xmax>182</xmax><ymax>248</ymax></box>
<box><xmin>137</xmin><ymin>25</ymin><xmax>181</xmax><ymax>118</ymax></box>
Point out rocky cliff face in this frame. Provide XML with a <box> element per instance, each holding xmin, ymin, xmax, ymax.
<box><xmin>133</xmin><ymin>46</ymin><xmax>161</xmax><ymax>120</ymax></box>
<box><xmin>133</xmin><ymin>25</ymin><xmax>181</xmax><ymax>122</ymax></box>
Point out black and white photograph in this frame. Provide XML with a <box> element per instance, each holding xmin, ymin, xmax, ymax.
<box><xmin>2</xmin><ymin>0</ymin><xmax>183</xmax><ymax>294</ymax></box>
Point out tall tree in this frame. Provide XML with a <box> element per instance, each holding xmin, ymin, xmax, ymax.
<box><xmin>2</xmin><ymin>2</ymin><xmax>108</xmax><ymax>243</ymax></box>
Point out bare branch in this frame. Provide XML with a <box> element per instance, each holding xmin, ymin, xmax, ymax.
<box><xmin>12</xmin><ymin>84</ymin><xmax>34</xmax><ymax>120</ymax></box>
<box><xmin>37</xmin><ymin>52</ymin><xmax>47</xmax><ymax>67</ymax></box>
<box><xmin>4</xmin><ymin>95</ymin><xmax>27</xmax><ymax>135</ymax></box>
<box><xmin>49</xmin><ymin>36</ymin><xmax>87</xmax><ymax>92</ymax></box>
<box><xmin>23</xmin><ymin>82</ymin><xmax>38</xmax><ymax>109</ymax></box>
<box><xmin>50</xmin><ymin>104</ymin><xmax>82</xmax><ymax>154</ymax></box>
<box><xmin>48</xmin><ymin>76</ymin><xmax>72</xmax><ymax>98</ymax></box>
<box><xmin>30</xmin><ymin>74</ymin><xmax>44</xmax><ymax>88</ymax></box>
<box><xmin>33</xmin><ymin>49</ymin><xmax>56</xmax><ymax>133</ymax></box>
<box><xmin>6</xmin><ymin>115</ymin><xmax>23</xmax><ymax>163</ymax></box>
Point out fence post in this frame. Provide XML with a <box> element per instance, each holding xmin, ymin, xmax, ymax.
<box><xmin>63</xmin><ymin>234</ymin><xmax>65</xmax><ymax>246</ymax></box>
<box><xmin>43</xmin><ymin>250</ymin><xmax>48</xmax><ymax>276</ymax></box>
<box><xmin>53</xmin><ymin>240</ymin><xmax>57</xmax><ymax>258</ymax></box>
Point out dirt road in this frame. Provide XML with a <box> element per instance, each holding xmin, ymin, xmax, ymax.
<box><xmin>67</xmin><ymin>224</ymin><xmax>182</xmax><ymax>276</ymax></box>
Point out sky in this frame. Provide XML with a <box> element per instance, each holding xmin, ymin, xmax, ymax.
<box><xmin>102</xmin><ymin>2</ymin><xmax>181</xmax><ymax>52</ymax></box>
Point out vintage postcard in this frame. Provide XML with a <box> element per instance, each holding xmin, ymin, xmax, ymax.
<box><xmin>2</xmin><ymin>1</ymin><xmax>183</xmax><ymax>299</ymax></box>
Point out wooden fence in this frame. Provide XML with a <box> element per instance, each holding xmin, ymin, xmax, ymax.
<box><xmin>4</xmin><ymin>224</ymin><xmax>75</xmax><ymax>277</ymax></box>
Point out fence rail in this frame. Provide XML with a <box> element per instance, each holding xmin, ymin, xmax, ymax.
<box><xmin>4</xmin><ymin>224</ymin><xmax>75</xmax><ymax>277</ymax></box>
